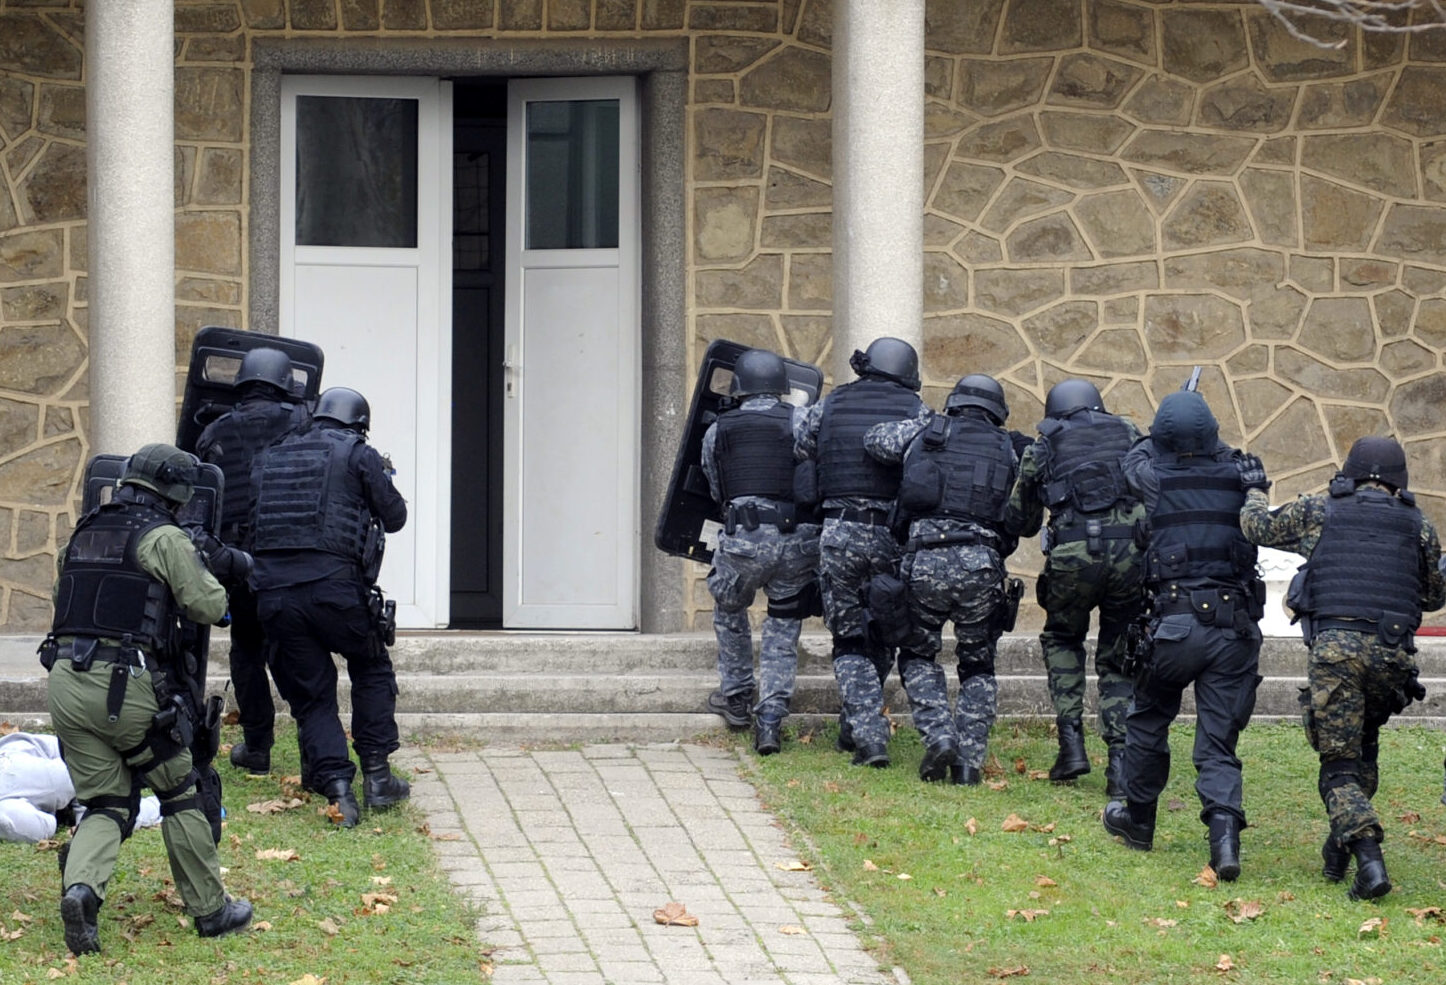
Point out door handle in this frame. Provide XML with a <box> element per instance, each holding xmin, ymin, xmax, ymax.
<box><xmin>503</xmin><ymin>345</ymin><xmax>518</xmax><ymax>398</ymax></box>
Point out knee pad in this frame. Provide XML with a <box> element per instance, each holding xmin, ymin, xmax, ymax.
<box><xmin>769</xmin><ymin>582</ymin><xmax>821</xmax><ymax>620</ymax></box>
<box><xmin>957</xmin><ymin>655</ymin><xmax>995</xmax><ymax>683</ymax></box>
<box><xmin>832</xmin><ymin>636</ymin><xmax>867</xmax><ymax>660</ymax></box>
<box><xmin>1319</xmin><ymin>758</ymin><xmax>1361</xmax><ymax>799</ymax></box>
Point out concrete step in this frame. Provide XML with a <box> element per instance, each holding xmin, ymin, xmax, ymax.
<box><xmin>4</xmin><ymin>633</ymin><xmax>1446</xmax><ymax>741</ymax></box>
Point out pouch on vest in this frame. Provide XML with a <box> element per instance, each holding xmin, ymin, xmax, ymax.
<box><xmin>1069</xmin><ymin>460</ymin><xmax>1125</xmax><ymax>513</ymax></box>
<box><xmin>37</xmin><ymin>635</ymin><xmax>59</xmax><ymax>671</ymax></box>
<box><xmin>1285</xmin><ymin>565</ymin><xmax>1310</xmax><ymax>623</ymax></box>
<box><xmin>865</xmin><ymin>573</ymin><xmax>911</xmax><ymax>647</ymax></box>
<box><xmin>898</xmin><ymin>458</ymin><xmax>943</xmax><ymax>514</ymax></box>
<box><xmin>1378</xmin><ymin>611</ymin><xmax>1414</xmax><ymax>650</ymax></box>
<box><xmin>794</xmin><ymin>460</ymin><xmax>819</xmax><ymax>508</ymax></box>
<box><xmin>1190</xmin><ymin>590</ymin><xmax>1228</xmax><ymax>626</ymax></box>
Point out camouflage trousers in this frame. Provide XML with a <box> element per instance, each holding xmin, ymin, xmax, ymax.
<box><xmin>1038</xmin><ymin>537</ymin><xmax>1144</xmax><ymax>746</ymax></box>
<box><xmin>1301</xmin><ymin>628</ymin><xmax>1419</xmax><ymax>847</ymax></box>
<box><xmin>818</xmin><ymin>519</ymin><xmax>927</xmax><ymax>751</ymax></box>
<box><xmin>708</xmin><ymin>523</ymin><xmax>821</xmax><ymax>722</ymax></box>
<box><xmin>901</xmin><ymin>543</ymin><xmax>1006</xmax><ymax>770</ymax></box>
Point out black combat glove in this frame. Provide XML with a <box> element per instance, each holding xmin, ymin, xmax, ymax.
<box><xmin>1009</xmin><ymin>429</ymin><xmax>1034</xmax><ymax>459</ymax></box>
<box><xmin>1237</xmin><ymin>452</ymin><xmax>1271</xmax><ymax>492</ymax></box>
<box><xmin>189</xmin><ymin>528</ymin><xmax>253</xmax><ymax>583</ymax></box>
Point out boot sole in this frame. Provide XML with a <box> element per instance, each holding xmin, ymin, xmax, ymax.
<box><xmin>1348</xmin><ymin>878</ymin><xmax>1392</xmax><ymax>901</ymax></box>
<box><xmin>60</xmin><ymin>895</ymin><xmax>100</xmax><ymax>956</ymax></box>
<box><xmin>1102</xmin><ymin>815</ymin><xmax>1153</xmax><ymax>851</ymax></box>
<box><xmin>1049</xmin><ymin>763</ymin><xmax>1091</xmax><ymax>782</ymax></box>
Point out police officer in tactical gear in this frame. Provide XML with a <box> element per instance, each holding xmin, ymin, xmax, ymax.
<box><xmin>250</xmin><ymin>387</ymin><xmax>409</xmax><ymax>827</ymax></box>
<box><xmin>1102</xmin><ymin>391</ymin><xmax>1265</xmax><ymax>880</ymax></box>
<box><xmin>1004</xmin><ymin>378</ymin><xmax>1145</xmax><ymax>793</ymax></box>
<box><xmin>1241</xmin><ymin>436</ymin><xmax>1445</xmax><ymax>901</ymax></box>
<box><xmin>795</xmin><ymin>337</ymin><xmax>943</xmax><ymax>772</ymax></box>
<box><xmin>701</xmin><ymin>348</ymin><xmax>821</xmax><ymax>755</ymax></box>
<box><xmin>865</xmin><ymin>373</ymin><xmax>1021</xmax><ymax>785</ymax></box>
<box><xmin>46</xmin><ymin>443</ymin><xmax>253</xmax><ymax>955</ymax></box>
<box><xmin>195</xmin><ymin>346</ymin><xmax>310</xmax><ymax>775</ymax></box>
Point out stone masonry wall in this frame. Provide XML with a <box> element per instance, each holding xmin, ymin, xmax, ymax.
<box><xmin>2</xmin><ymin>0</ymin><xmax>1445</xmax><ymax>633</ymax></box>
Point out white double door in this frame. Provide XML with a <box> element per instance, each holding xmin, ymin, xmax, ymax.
<box><xmin>279</xmin><ymin>74</ymin><xmax>639</xmax><ymax>629</ymax></box>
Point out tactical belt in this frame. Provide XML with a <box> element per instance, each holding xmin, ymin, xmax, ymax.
<box><xmin>1152</xmin><ymin>588</ymin><xmax>1242</xmax><ymax>617</ymax></box>
<box><xmin>54</xmin><ymin>642</ymin><xmax>157</xmax><ymax>723</ymax></box>
<box><xmin>822</xmin><ymin>507</ymin><xmax>890</xmax><ymax>525</ymax></box>
<box><xmin>905</xmin><ymin>529</ymin><xmax>999</xmax><ymax>553</ymax></box>
<box><xmin>724</xmin><ymin>502</ymin><xmax>797</xmax><ymax>533</ymax></box>
<box><xmin>1052</xmin><ymin>524</ymin><xmax>1135</xmax><ymax>543</ymax></box>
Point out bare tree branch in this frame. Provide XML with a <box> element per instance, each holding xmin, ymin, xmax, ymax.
<box><xmin>1256</xmin><ymin>0</ymin><xmax>1446</xmax><ymax>48</ymax></box>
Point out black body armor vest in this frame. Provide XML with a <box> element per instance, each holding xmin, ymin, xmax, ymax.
<box><xmin>715</xmin><ymin>403</ymin><xmax>796</xmax><ymax>503</ymax></box>
<box><xmin>202</xmin><ymin>397</ymin><xmax>306</xmax><ymax>542</ymax></box>
<box><xmin>1306</xmin><ymin>488</ymin><xmax>1423</xmax><ymax>629</ymax></box>
<box><xmin>817</xmin><ymin>379</ymin><xmax>921</xmax><ymax>500</ymax></box>
<box><xmin>898</xmin><ymin>415</ymin><xmax>1016</xmax><ymax>529</ymax></box>
<box><xmin>1144</xmin><ymin>449</ymin><xmax>1255</xmax><ymax>586</ymax></box>
<box><xmin>1037</xmin><ymin>410</ymin><xmax>1135</xmax><ymax>515</ymax></box>
<box><xmin>51</xmin><ymin>500</ymin><xmax>179</xmax><ymax>655</ymax></box>
<box><xmin>250</xmin><ymin>426</ymin><xmax>370</xmax><ymax>561</ymax></box>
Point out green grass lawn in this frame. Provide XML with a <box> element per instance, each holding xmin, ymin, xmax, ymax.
<box><xmin>0</xmin><ymin>724</ymin><xmax>486</xmax><ymax>985</ymax></box>
<box><xmin>749</xmin><ymin>719</ymin><xmax>1446</xmax><ymax>985</ymax></box>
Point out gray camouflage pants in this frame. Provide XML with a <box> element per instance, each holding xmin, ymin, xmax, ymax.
<box><xmin>902</xmin><ymin>543</ymin><xmax>1005</xmax><ymax>770</ymax></box>
<box><xmin>707</xmin><ymin>523</ymin><xmax>820</xmax><ymax>722</ymax></box>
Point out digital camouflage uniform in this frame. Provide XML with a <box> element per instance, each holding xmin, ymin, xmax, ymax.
<box><xmin>865</xmin><ymin>413</ymin><xmax>1017</xmax><ymax>776</ymax></box>
<box><xmin>795</xmin><ymin>396</ymin><xmax>950</xmax><ymax>759</ymax></box>
<box><xmin>701</xmin><ymin>396</ymin><xmax>820</xmax><ymax>725</ymax></box>
<box><xmin>1240</xmin><ymin>487</ymin><xmax>1445</xmax><ymax>849</ymax></box>
<box><xmin>1004</xmin><ymin>421</ymin><xmax>1146</xmax><ymax>751</ymax></box>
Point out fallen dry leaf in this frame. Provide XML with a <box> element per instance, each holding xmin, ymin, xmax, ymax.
<box><xmin>1224</xmin><ymin>899</ymin><xmax>1264</xmax><ymax>924</ymax></box>
<box><xmin>862</xmin><ymin>859</ymin><xmax>879</xmax><ymax>871</ymax></box>
<box><xmin>779</xmin><ymin>925</ymin><xmax>807</xmax><ymax>935</ymax></box>
<box><xmin>255</xmin><ymin>848</ymin><xmax>301</xmax><ymax>862</ymax></box>
<box><xmin>987</xmin><ymin>779</ymin><xmax>1009</xmax><ymax>791</ymax></box>
<box><xmin>823</xmin><ymin>781</ymin><xmax>841</xmax><ymax>794</ymax></box>
<box><xmin>1035</xmin><ymin>822</ymin><xmax>1056</xmax><ymax>833</ymax></box>
<box><xmin>1177</xmin><ymin>900</ymin><xmax>1190</xmax><ymax>908</ymax></box>
<box><xmin>1400</xmin><ymin>811</ymin><xmax>1422</xmax><ymax>824</ymax></box>
<box><xmin>288</xmin><ymin>976</ymin><xmax>326</xmax><ymax>985</ymax></box>
<box><xmin>1216</xmin><ymin>954</ymin><xmax>1235</xmax><ymax>972</ymax></box>
<box><xmin>1027</xmin><ymin>770</ymin><xmax>1050</xmax><ymax>781</ymax></box>
<box><xmin>1277</xmin><ymin>892</ymin><xmax>1296</xmax><ymax>903</ymax></box>
<box><xmin>653</xmin><ymin>901</ymin><xmax>699</xmax><ymax>927</ymax></box>
<box><xmin>253</xmin><ymin>921</ymin><xmax>273</xmax><ymax>931</ymax></box>
<box><xmin>1407</xmin><ymin>907</ymin><xmax>1445</xmax><ymax>925</ymax></box>
<box><xmin>1194</xmin><ymin>866</ymin><xmax>1220</xmax><ymax>889</ymax></box>
<box><xmin>1014</xmin><ymin>757</ymin><xmax>1027</xmax><ymax>774</ymax></box>
<box><xmin>1358</xmin><ymin>916</ymin><xmax>1385</xmax><ymax>937</ymax></box>
<box><xmin>371</xmin><ymin>876</ymin><xmax>393</xmax><ymax>886</ymax></box>
<box><xmin>323</xmin><ymin>802</ymin><xmax>347</xmax><ymax>825</ymax></box>
<box><xmin>1035</xmin><ymin>876</ymin><xmax>1057</xmax><ymax>887</ymax></box>
<box><xmin>431</xmin><ymin>832</ymin><xmax>462</xmax><ymax>841</ymax></box>
<box><xmin>775</xmin><ymin>859</ymin><xmax>812</xmax><ymax>872</ymax></box>
<box><xmin>934</xmin><ymin>887</ymin><xmax>947</xmax><ymax>897</ymax></box>
<box><xmin>34</xmin><ymin>839</ymin><xmax>62</xmax><ymax>852</ymax></box>
<box><xmin>897</xmin><ymin>873</ymin><xmax>913</xmax><ymax>881</ymax></box>
<box><xmin>1145</xmin><ymin>917</ymin><xmax>1178</xmax><ymax>928</ymax></box>
<box><xmin>965</xmin><ymin>817</ymin><xmax>979</xmax><ymax>836</ymax></box>
<box><xmin>247</xmin><ymin>798</ymin><xmax>305</xmax><ymax>815</ymax></box>
<box><xmin>317</xmin><ymin>917</ymin><xmax>341</xmax><ymax>937</ymax></box>
<box><xmin>989</xmin><ymin>967</ymin><xmax>1029</xmax><ymax>978</ymax></box>
<box><xmin>1001</xmin><ymin>814</ymin><xmax>1029</xmax><ymax>832</ymax></box>
<box><xmin>1006</xmin><ymin>909</ymin><xmax>1049</xmax><ymax>922</ymax></box>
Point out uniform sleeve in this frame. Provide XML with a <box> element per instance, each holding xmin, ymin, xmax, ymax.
<box><xmin>1238</xmin><ymin>489</ymin><xmax>1315</xmax><ymax>554</ymax></box>
<box><xmin>1419</xmin><ymin>517</ymin><xmax>1446</xmax><ymax>613</ymax></box>
<box><xmin>700</xmin><ymin>422</ymin><xmax>722</xmax><ymax>504</ymax></box>
<box><xmin>863</xmin><ymin>417</ymin><xmax>927</xmax><ymax>464</ymax></box>
<box><xmin>1120</xmin><ymin>438</ymin><xmax>1159</xmax><ymax>509</ymax></box>
<box><xmin>194</xmin><ymin>421</ymin><xmax>219</xmax><ymax>464</ymax></box>
<box><xmin>794</xmin><ymin>401</ymin><xmax>823</xmax><ymax>461</ymax></box>
<box><xmin>1002</xmin><ymin>442</ymin><xmax>1045</xmax><ymax>538</ymax></box>
<box><xmin>357</xmin><ymin>445</ymin><xmax>408</xmax><ymax>533</ymax></box>
<box><xmin>136</xmin><ymin>525</ymin><xmax>228</xmax><ymax>626</ymax></box>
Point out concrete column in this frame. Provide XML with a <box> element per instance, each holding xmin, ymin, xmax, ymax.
<box><xmin>831</xmin><ymin>0</ymin><xmax>925</xmax><ymax>383</ymax></box>
<box><xmin>87</xmin><ymin>0</ymin><xmax>176</xmax><ymax>455</ymax></box>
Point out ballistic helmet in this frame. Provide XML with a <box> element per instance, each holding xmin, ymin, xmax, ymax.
<box><xmin>235</xmin><ymin>346</ymin><xmax>293</xmax><ymax>394</ymax></box>
<box><xmin>121</xmin><ymin>442</ymin><xmax>199</xmax><ymax>506</ymax></box>
<box><xmin>849</xmin><ymin>337</ymin><xmax>921</xmax><ymax>391</ymax></box>
<box><xmin>1044</xmin><ymin>378</ymin><xmax>1106</xmax><ymax>419</ymax></box>
<box><xmin>730</xmin><ymin>349</ymin><xmax>789</xmax><ymax>398</ymax></box>
<box><xmin>1150</xmin><ymin>390</ymin><xmax>1218</xmax><ymax>455</ymax></box>
<box><xmin>945</xmin><ymin>374</ymin><xmax>1008</xmax><ymax>425</ymax></box>
<box><xmin>1341</xmin><ymin>436</ymin><xmax>1408</xmax><ymax>491</ymax></box>
<box><xmin>315</xmin><ymin>387</ymin><xmax>371</xmax><ymax>433</ymax></box>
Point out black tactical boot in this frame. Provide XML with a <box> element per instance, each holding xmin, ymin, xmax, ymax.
<box><xmin>195</xmin><ymin>896</ymin><xmax>254</xmax><ymax>938</ymax></box>
<box><xmin>919</xmin><ymin>739</ymin><xmax>960</xmax><ymax>783</ymax></box>
<box><xmin>229</xmin><ymin>741</ymin><xmax>271</xmax><ymax>775</ymax></box>
<box><xmin>706</xmin><ymin>688</ymin><xmax>753</xmax><ymax>729</ymax></box>
<box><xmin>1102</xmin><ymin>799</ymin><xmax>1156</xmax><ymax>851</ymax></box>
<box><xmin>361</xmin><ymin>755</ymin><xmax>411</xmax><ymax>810</ymax></box>
<box><xmin>851</xmin><ymin>742</ymin><xmax>890</xmax><ymax>768</ymax></box>
<box><xmin>60</xmin><ymin>884</ymin><xmax>101</xmax><ymax>956</ymax></box>
<box><xmin>1322</xmin><ymin>835</ymin><xmax>1351</xmax><ymax>883</ymax></box>
<box><xmin>1104</xmin><ymin>745</ymin><xmax>1126</xmax><ymax>798</ymax></box>
<box><xmin>753</xmin><ymin>718</ymin><xmax>782</xmax><ymax>756</ymax></box>
<box><xmin>951</xmin><ymin>762</ymin><xmax>982</xmax><ymax>786</ymax></box>
<box><xmin>1207</xmin><ymin>812</ymin><xmax>1242</xmax><ymax>882</ymax></box>
<box><xmin>1049</xmin><ymin>717</ymin><xmax>1091</xmax><ymax>781</ymax></box>
<box><xmin>322</xmin><ymin>778</ymin><xmax>360</xmax><ymax>828</ymax></box>
<box><xmin>1347</xmin><ymin>838</ymin><xmax>1391</xmax><ymax>901</ymax></box>
<box><xmin>835</xmin><ymin>713</ymin><xmax>856</xmax><ymax>753</ymax></box>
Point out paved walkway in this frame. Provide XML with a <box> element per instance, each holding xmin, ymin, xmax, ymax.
<box><xmin>395</xmin><ymin>742</ymin><xmax>901</xmax><ymax>985</ymax></box>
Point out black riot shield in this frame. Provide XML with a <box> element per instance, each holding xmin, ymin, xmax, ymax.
<box><xmin>654</xmin><ymin>339</ymin><xmax>824</xmax><ymax>564</ymax></box>
<box><xmin>82</xmin><ymin>454</ymin><xmax>229</xmax><ymax>842</ymax></box>
<box><xmin>175</xmin><ymin>325</ymin><xmax>325</xmax><ymax>454</ymax></box>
